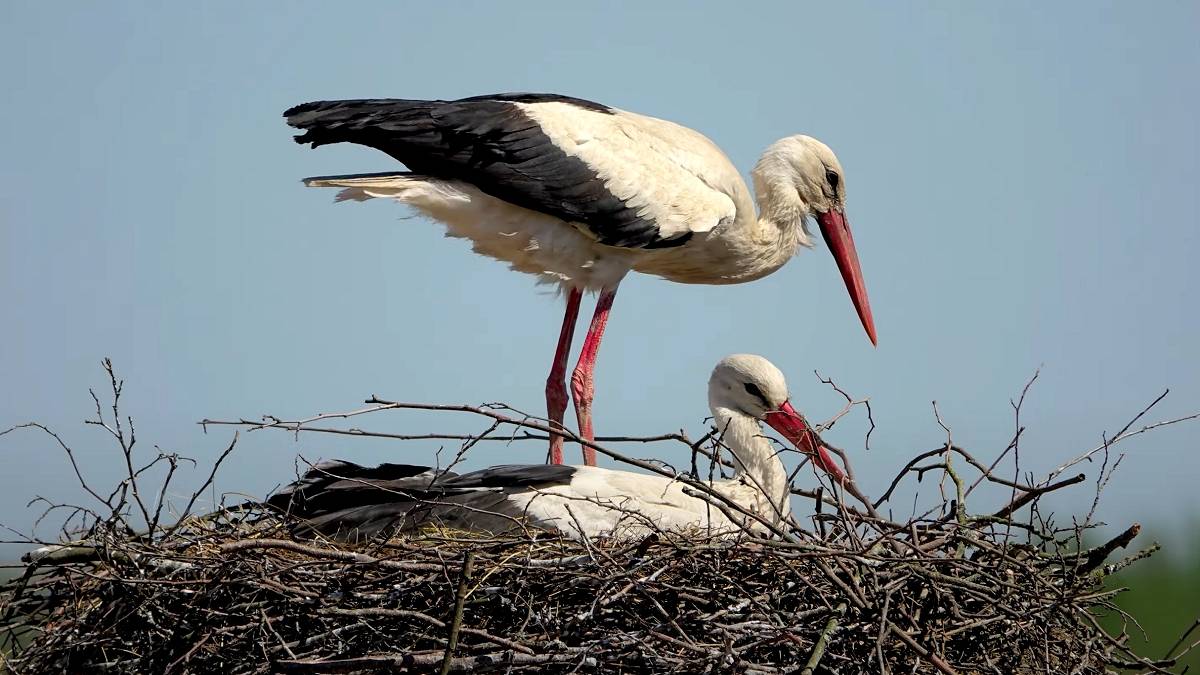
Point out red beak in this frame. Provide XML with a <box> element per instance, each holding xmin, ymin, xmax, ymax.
<box><xmin>764</xmin><ymin>401</ymin><xmax>846</xmax><ymax>482</ymax></box>
<box><xmin>818</xmin><ymin>209</ymin><xmax>877</xmax><ymax>345</ymax></box>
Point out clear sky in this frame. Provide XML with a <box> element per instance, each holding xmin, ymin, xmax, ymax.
<box><xmin>2</xmin><ymin>2</ymin><xmax>1197</xmax><ymax>560</ymax></box>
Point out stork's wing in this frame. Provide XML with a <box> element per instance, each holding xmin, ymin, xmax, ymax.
<box><xmin>285</xmin><ymin>93</ymin><xmax>739</xmax><ymax>249</ymax></box>
<box><xmin>265</xmin><ymin>460</ymin><xmax>449</xmax><ymax>514</ymax></box>
<box><xmin>267</xmin><ymin>460</ymin><xmax>578</xmax><ymax>541</ymax></box>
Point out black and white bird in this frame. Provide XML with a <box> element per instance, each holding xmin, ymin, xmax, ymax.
<box><xmin>284</xmin><ymin>93</ymin><xmax>876</xmax><ymax>466</ymax></box>
<box><xmin>267</xmin><ymin>354</ymin><xmax>845</xmax><ymax>542</ymax></box>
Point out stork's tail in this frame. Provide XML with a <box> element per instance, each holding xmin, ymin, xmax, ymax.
<box><xmin>301</xmin><ymin>172</ymin><xmax>427</xmax><ymax>202</ymax></box>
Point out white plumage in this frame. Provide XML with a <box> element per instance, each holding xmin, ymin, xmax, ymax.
<box><xmin>313</xmin><ymin>173</ymin><xmax>635</xmax><ymax>290</ymax></box>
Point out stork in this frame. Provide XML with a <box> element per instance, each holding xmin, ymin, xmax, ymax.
<box><xmin>268</xmin><ymin>354</ymin><xmax>845</xmax><ymax>541</ymax></box>
<box><xmin>284</xmin><ymin>93</ymin><xmax>876</xmax><ymax>466</ymax></box>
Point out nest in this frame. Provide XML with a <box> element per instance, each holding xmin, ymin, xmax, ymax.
<box><xmin>3</xmin><ymin>361</ymin><xmax>1197</xmax><ymax>674</ymax></box>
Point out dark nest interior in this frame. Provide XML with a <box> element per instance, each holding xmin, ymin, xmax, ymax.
<box><xmin>2</xmin><ymin>361</ymin><xmax>1197</xmax><ymax>674</ymax></box>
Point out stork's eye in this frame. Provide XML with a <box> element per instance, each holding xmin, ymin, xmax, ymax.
<box><xmin>825</xmin><ymin>170</ymin><xmax>840</xmax><ymax>191</ymax></box>
<box><xmin>744</xmin><ymin>382</ymin><xmax>769</xmax><ymax>406</ymax></box>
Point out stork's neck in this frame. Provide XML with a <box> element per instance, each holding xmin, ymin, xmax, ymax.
<box><xmin>711</xmin><ymin>182</ymin><xmax>811</xmax><ymax>284</ymax></box>
<box><xmin>712</xmin><ymin>162</ymin><xmax>813</xmax><ymax>283</ymax></box>
<box><xmin>711</xmin><ymin>407</ymin><xmax>791</xmax><ymax>522</ymax></box>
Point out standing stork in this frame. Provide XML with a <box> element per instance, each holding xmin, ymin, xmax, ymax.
<box><xmin>284</xmin><ymin>93</ymin><xmax>876</xmax><ymax>466</ymax></box>
<box><xmin>268</xmin><ymin>354</ymin><xmax>844</xmax><ymax>541</ymax></box>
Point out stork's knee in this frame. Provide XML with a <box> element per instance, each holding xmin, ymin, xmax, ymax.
<box><xmin>570</xmin><ymin>368</ymin><xmax>592</xmax><ymax>406</ymax></box>
<box><xmin>545</xmin><ymin>376</ymin><xmax>568</xmax><ymax>413</ymax></box>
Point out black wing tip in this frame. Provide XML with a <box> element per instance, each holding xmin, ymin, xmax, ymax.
<box><xmin>283</xmin><ymin>100</ymin><xmax>335</xmax><ymax>125</ymax></box>
<box><xmin>457</xmin><ymin>92</ymin><xmax>614</xmax><ymax>114</ymax></box>
<box><xmin>282</xmin><ymin>101</ymin><xmax>313</xmax><ymax>119</ymax></box>
<box><xmin>305</xmin><ymin>461</ymin><xmax>433</xmax><ymax>480</ymax></box>
<box><xmin>284</xmin><ymin>101</ymin><xmax>329</xmax><ymax>147</ymax></box>
<box><xmin>266</xmin><ymin>460</ymin><xmax>440</xmax><ymax>513</ymax></box>
<box><xmin>274</xmin><ymin>460</ymin><xmax>435</xmax><ymax>492</ymax></box>
<box><xmin>284</xmin><ymin>99</ymin><xmax>425</xmax><ymax>150</ymax></box>
<box><xmin>283</xmin><ymin>99</ymin><xmax>384</xmax><ymax>121</ymax></box>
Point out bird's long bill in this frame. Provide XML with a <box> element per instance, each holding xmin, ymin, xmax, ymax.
<box><xmin>765</xmin><ymin>401</ymin><xmax>846</xmax><ymax>482</ymax></box>
<box><xmin>818</xmin><ymin>210</ymin><xmax>877</xmax><ymax>345</ymax></box>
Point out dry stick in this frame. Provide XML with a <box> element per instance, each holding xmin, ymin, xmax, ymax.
<box><xmin>19</xmin><ymin>542</ymin><xmax>195</xmax><ymax>578</ymax></box>
<box><xmin>435</xmin><ymin>420</ymin><xmax>502</xmax><ymax>482</ymax></box>
<box><xmin>791</xmin><ymin>487</ymin><xmax>907</xmax><ymax>532</ymax></box>
<box><xmin>931</xmin><ymin>403</ymin><xmax>967</xmax><ymax>536</ymax></box>
<box><xmin>260</xmin><ymin>609</ymin><xmax>296</xmax><ymax>659</ymax></box>
<box><xmin>1075</xmin><ymin>608</ymin><xmax>1178</xmax><ymax>674</ymax></box>
<box><xmin>875</xmin><ymin>442</ymin><xmax>1073</xmax><ymax>510</ymax></box>
<box><xmin>800</xmin><ymin>600</ymin><xmax>847</xmax><ymax>675</ymax></box>
<box><xmin>1046</xmin><ymin>392</ymin><xmax>1199</xmax><ymax>484</ymax></box>
<box><xmin>0</xmin><ymin>566</ymin><xmax>38</xmax><ymax>629</ymax></box>
<box><xmin>886</xmin><ymin>624</ymin><xmax>960</xmax><ymax>675</ymax></box>
<box><xmin>1099</xmin><ymin>543</ymin><xmax>1161</xmax><ymax>578</ymax></box>
<box><xmin>1078</xmin><ymin>522</ymin><xmax>1140</xmax><ymax>574</ymax></box>
<box><xmin>874</xmin><ymin>590</ymin><xmax>893</xmax><ymax>675</ymax></box>
<box><xmin>439</xmin><ymin>551</ymin><xmax>476</xmax><ymax>675</ymax></box>
<box><xmin>199</xmin><ymin>417</ymin><xmax>699</xmax><ymax>448</ymax></box>
<box><xmin>206</xmin><ymin>404</ymin><xmax>706</xmax><ymax>487</ymax></box>
<box><xmin>219</xmin><ymin>538</ymin><xmax>442</xmax><ymax>572</ymax></box>
<box><xmin>164</xmin><ymin>632</ymin><xmax>211</xmax><ymax>674</ymax></box>
<box><xmin>0</xmin><ymin>423</ymin><xmax>111</xmax><ymax>509</ymax></box>
<box><xmin>1003</xmin><ymin>370</ymin><xmax>1039</xmax><ymax>501</ymax></box>
<box><xmin>147</xmin><ymin>453</ymin><xmax>184</xmax><ymax>536</ymax></box>
<box><xmin>986</xmin><ymin>473</ymin><xmax>1087</xmax><ymax>521</ymax></box>
<box><xmin>813</xmin><ymin>369</ymin><xmax>876</xmax><ymax>450</ymax></box>
<box><xmin>784</xmin><ymin>423</ymin><xmax>890</xmax><ymax>544</ymax></box>
<box><xmin>1164</xmin><ymin>618</ymin><xmax>1200</xmax><ymax>662</ymax></box>
<box><xmin>89</xmin><ymin>359</ymin><xmax>153</xmax><ymax>531</ymax></box>
<box><xmin>163</xmin><ymin>431</ymin><xmax>240</xmax><ymax>536</ymax></box>
<box><xmin>323</xmin><ymin>607</ymin><xmax>533</xmax><ymax>655</ymax></box>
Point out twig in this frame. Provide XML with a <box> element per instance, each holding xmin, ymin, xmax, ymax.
<box><xmin>886</xmin><ymin>623</ymin><xmax>961</xmax><ymax>675</ymax></box>
<box><xmin>1046</xmin><ymin>392</ymin><xmax>1198</xmax><ymax>483</ymax></box>
<box><xmin>1079</xmin><ymin>522</ymin><xmax>1141</xmax><ymax>574</ymax></box>
<box><xmin>440</xmin><ymin>551</ymin><xmax>476</xmax><ymax>675</ymax></box>
<box><xmin>800</xmin><ymin>600</ymin><xmax>846</xmax><ymax>675</ymax></box>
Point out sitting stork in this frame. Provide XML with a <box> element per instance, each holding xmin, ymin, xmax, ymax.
<box><xmin>268</xmin><ymin>354</ymin><xmax>845</xmax><ymax>541</ymax></box>
<box><xmin>284</xmin><ymin>93</ymin><xmax>876</xmax><ymax>466</ymax></box>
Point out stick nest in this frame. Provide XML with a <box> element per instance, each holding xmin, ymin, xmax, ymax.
<box><xmin>3</xmin><ymin>360</ymin><xmax>1196</xmax><ymax>674</ymax></box>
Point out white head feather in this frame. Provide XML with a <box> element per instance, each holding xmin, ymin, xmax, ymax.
<box><xmin>750</xmin><ymin>135</ymin><xmax>847</xmax><ymax>249</ymax></box>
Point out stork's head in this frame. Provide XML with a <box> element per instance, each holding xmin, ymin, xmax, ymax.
<box><xmin>751</xmin><ymin>135</ymin><xmax>877</xmax><ymax>346</ymax></box>
<box><xmin>708</xmin><ymin>354</ymin><xmax>845</xmax><ymax>481</ymax></box>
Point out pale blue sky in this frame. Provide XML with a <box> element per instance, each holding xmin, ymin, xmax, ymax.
<box><xmin>2</xmin><ymin>2</ymin><xmax>1198</xmax><ymax>559</ymax></box>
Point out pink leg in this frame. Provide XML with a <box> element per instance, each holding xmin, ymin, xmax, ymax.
<box><xmin>570</xmin><ymin>286</ymin><xmax>619</xmax><ymax>467</ymax></box>
<box><xmin>546</xmin><ymin>288</ymin><xmax>583</xmax><ymax>465</ymax></box>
